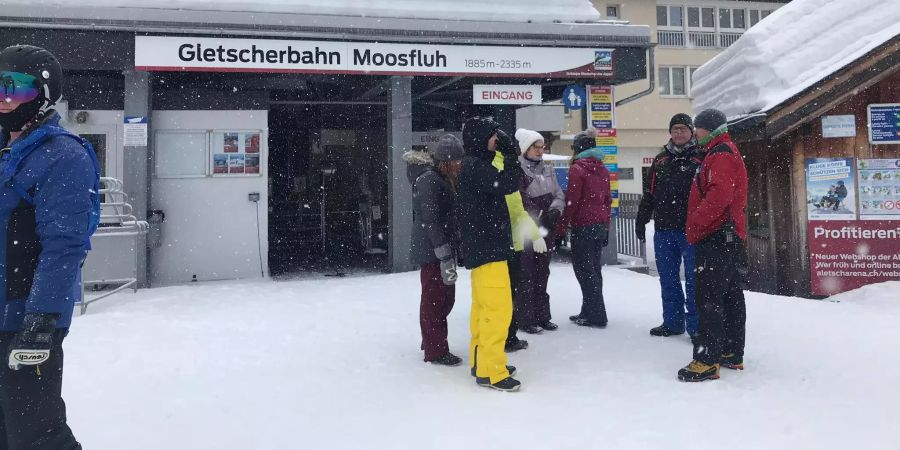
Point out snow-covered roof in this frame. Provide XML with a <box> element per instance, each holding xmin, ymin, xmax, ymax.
<box><xmin>692</xmin><ymin>0</ymin><xmax>900</xmax><ymax>119</ymax></box>
<box><xmin>10</xmin><ymin>0</ymin><xmax>602</xmax><ymax>24</ymax></box>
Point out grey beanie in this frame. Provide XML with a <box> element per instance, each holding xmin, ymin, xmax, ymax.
<box><xmin>694</xmin><ymin>109</ymin><xmax>728</xmax><ymax>132</ymax></box>
<box><xmin>433</xmin><ymin>134</ymin><xmax>465</xmax><ymax>161</ymax></box>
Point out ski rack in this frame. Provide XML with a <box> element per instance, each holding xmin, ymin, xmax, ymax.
<box><xmin>80</xmin><ymin>177</ymin><xmax>149</xmax><ymax>314</ymax></box>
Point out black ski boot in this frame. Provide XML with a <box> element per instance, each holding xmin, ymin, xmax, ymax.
<box><xmin>429</xmin><ymin>352</ymin><xmax>462</xmax><ymax>366</ymax></box>
<box><xmin>505</xmin><ymin>336</ymin><xmax>529</xmax><ymax>352</ymax></box>
<box><xmin>521</xmin><ymin>324</ymin><xmax>543</xmax><ymax>334</ymax></box>
<box><xmin>573</xmin><ymin>317</ymin><xmax>607</xmax><ymax>328</ymax></box>
<box><xmin>540</xmin><ymin>321</ymin><xmax>559</xmax><ymax>331</ymax></box>
<box><xmin>476</xmin><ymin>376</ymin><xmax>522</xmax><ymax>392</ymax></box>
<box><xmin>650</xmin><ymin>324</ymin><xmax>685</xmax><ymax>337</ymax></box>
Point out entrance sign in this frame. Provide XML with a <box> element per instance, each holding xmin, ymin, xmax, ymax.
<box><xmin>858</xmin><ymin>158</ymin><xmax>900</xmax><ymax>220</ymax></box>
<box><xmin>867</xmin><ymin>103</ymin><xmax>900</xmax><ymax>144</ymax></box>
<box><xmin>135</xmin><ymin>36</ymin><xmax>615</xmax><ymax>78</ymax></box>
<box><xmin>821</xmin><ymin>115</ymin><xmax>856</xmax><ymax>138</ymax></box>
<box><xmin>806</xmin><ymin>158</ymin><xmax>856</xmax><ymax>220</ymax></box>
<box><xmin>808</xmin><ymin>220</ymin><xmax>900</xmax><ymax>296</ymax></box>
<box><xmin>472</xmin><ymin>85</ymin><xmax>542</xmax><ymax>105</ymax></box>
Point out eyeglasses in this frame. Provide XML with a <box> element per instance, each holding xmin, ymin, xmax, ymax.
<box><xmin>0</xmin><ymin>71</ymin><xmax>39</xmax><ymax>104</ymax></box>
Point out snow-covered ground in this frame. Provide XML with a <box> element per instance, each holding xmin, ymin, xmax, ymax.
<box><xmin>65</xmin><ymin>266</ymin><xmax>898</xmax><ymax>450</ymax></box>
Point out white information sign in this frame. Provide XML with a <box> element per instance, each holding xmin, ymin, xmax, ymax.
<box><xmin>472</xmin><ymin>85</ymin><xmax>542</xmax><ymax>105</ymax></box>
<box><xmin>135</xmin><ymin>36</ymin><xmax>614</xmax><ymax>78</ymax></box>
<box><xmin>821</xmin><ymin>115</ymin><xmax>856</xmax><ymax>138</ymax></box>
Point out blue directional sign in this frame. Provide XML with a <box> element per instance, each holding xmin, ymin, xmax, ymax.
<box><xmin>563</xmin><ymin>85</ymin><xmax>586</xmax><ymax>110</ymax></box>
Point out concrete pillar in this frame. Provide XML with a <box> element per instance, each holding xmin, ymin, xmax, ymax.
<box><xmin>123</xmin><ymin>71</ymin><xmax>152</xmax><ymax>287</ymax></box>
<box><xmin>387</xmin><ymin>76</ymin><xmax>415</xmax><ymax>273</ymax></box>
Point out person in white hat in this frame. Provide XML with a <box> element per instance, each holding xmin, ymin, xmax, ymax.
<box><xmin>513</xmin><ymin>128</ymin><xmax>565</xmax><ymax>334</ymax></box>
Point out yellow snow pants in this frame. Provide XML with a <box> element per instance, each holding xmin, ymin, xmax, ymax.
<box><xmin>469</xmin><ymin>260</ymin><xmax>513</xmax><ymax>384</ymax></box>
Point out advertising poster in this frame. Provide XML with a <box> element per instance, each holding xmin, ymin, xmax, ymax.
<box><xmin>228</xmin><ymin>154</ymin><xmax>245</xmax><ymax>174</ymax></box>
<box><xmin>808</xmin><ymin>220</ymin><xmax>900</xmax><ymax>296</ymax></box>
<box><xmin>586</xmin><ymin>90</ymin><xmax>618</xmax><ymax>215</ymax></box>
<box><xmin>245</xmin><ymin>133</ymin><xmax>260</xmax><ymax>153</ymax></box>
<box><xmin>588</xmin><ymin>86</ymin><xmax>614</xmax><ymax>129</ymax></box>
<box><xmin>806</xmin><ymin>158</ymin><xmax>856</xmax><ymax>220</ymax></box>
<box><xmin>858</xmin><ymin>159</ymin><xmax>900</xmax><ymax>220</ymax></box>
<box><xmin>245</xmin><ymin>155</ymin><xmax>260</xmax><ymax>174</ymax></box>
<box><xmin>213</xmin><ymin>154</ymin><xmax>229</xmax><ymax>174</ymax></box>
<box><xmin>224</xmin><ymin>133</ymin><xmax>239</xmax><ymax>153</ymax></box>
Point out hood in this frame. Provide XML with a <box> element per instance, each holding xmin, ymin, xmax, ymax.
<box><xmin>402</xmin><ymin>150</ymin><xmax>434</xmax><ymax>184</ymax></box>
<box><xmin>573</xmin><ymin>155</ymin><xmax>606</xmax><ymax>173</ymax></box>
<box><xmin>462</xmin><ymin>117</ymin><xmax>500</xmax><ymax>157</ymax></box>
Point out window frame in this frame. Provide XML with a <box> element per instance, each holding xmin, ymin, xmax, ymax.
<box><xmin>659</xmin><ymin>65</ymin><xmax>700</xmax><ymax>98</ymax></box>
<box><xmin>685</xmin><ymin>5</ymin><xmax>716</xmax><ymax>31</ymax></box>
<box><xmin>656</xmin><ymin>4</ymin><xmax>685</xmax><ymax>29</ymax></box>
<box><xmin>606</xmin><ymin>5</ymin><xmax>619</xmax><ymax>19</ymax></box>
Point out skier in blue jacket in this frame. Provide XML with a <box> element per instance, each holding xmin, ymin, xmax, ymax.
<box><xmin>1</xmin><ymin>45</ymin><xmax>100</xmax><ymax>450</ymax></box>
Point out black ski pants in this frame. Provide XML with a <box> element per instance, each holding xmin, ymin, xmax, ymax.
<box><xmin>571</xmin><ymin>224</ymin><xmax>608</xmax><ymax>325</ymax></box>
<box><xmin>0</xmin><ymin>330</ymin><xmax>81</xmax><ymax>450</ymax></box>
<box><xmin>692</xmin><ymin>230</ymin><xmax>748</xmax><ymax>366</ymax></box>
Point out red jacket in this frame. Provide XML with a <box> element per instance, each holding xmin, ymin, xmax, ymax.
<box><xmin>558</xmin><ymin>156</ymin><xmax>612</xmax><ymax>233</ymax></box>
<box><xmin>686</xmin><ymin>132</ymin><xmax>748</xmax><ymax>244</ymax></box>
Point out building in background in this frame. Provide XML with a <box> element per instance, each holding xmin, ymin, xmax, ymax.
<box><xmin>553</xmin><ymin>0</ymin><xmax>788</xmax><ymax>194</ymax></box>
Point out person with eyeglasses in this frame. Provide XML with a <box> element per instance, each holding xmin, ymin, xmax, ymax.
<box><xmin>513</xmin><ymin>128</ymin><xmax>563</xmax><ymax>335</ymax></box>
<box><xmin>636</xmin><ymin>113</ymin><xmax>703</xmax><ymax>340</ymax></box>
<box><xmin>1</xmin><ymin>45</ymin><xmax>101</xmax><ymax>450</ymax></box>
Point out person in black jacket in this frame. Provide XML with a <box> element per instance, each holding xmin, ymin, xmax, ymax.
<box><xmin>457</xmin><ymin>116</ymin><xmax>523</xmax><ymax>392</ymax></box>
<box><xmin>403</xmin><ymin>134</ymin><xmax>465</xmax><ymax>366</ymax></box>
<box><xmin>636</xmin><ymin>113</ymin><xmax>703</xmax><ymax>338</ymax></box>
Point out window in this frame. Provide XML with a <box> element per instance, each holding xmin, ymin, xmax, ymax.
<box><xmin>619</xmin><ymin>167</ymin><xmax>635</xmax><ymax>181</ymax></box>
<box><xmin>79</xmin><ymin>134</ymin><xmax>107</xmax><ymax>177</ymax></box>
<box><xmin>687</xmin><ymin>7</ymin><xmax>700</xmax><ymax>27</ymax></box>
<box><xmin>733</xmin><ymin>9</ymin><xmax>746</xmax><ymax>29</ymax></box>
<box><xmin>702</xmin><ymin>7</ymin><xmax>715</xmax><ymax>27</ymax></box>
<box><xmin>761</xmin><ymin>10</ymin><xmax>772</xmax><ymax>19</ymax></box>
<box><xmin>607</xmin><ymin>5</ymin><xmax>619</xmax><ymax>19</ymax></box>
<box><xmin>656</xmin><ymin>5</ymin><xmax>683</xmax><ymax>27</ymax></box>
<box><xmin>659</xmin><ymin>66</ymin><xmax>698</xmax><ymax>97</ymax></box>
<box><xmin>719</xmin><ymin>8</ymin><xmax>732</xmax><ymax>29</ymax></box>
<box><xmin>749</xmin><ymin>9</ymin><xmax>761</xmax><ymax>27</ymax></box>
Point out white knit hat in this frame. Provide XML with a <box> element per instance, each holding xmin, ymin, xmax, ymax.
<box><xmin>515</xmin><ymin>128</ymin><xmax>544</xmax><ymax>154</ymax></box>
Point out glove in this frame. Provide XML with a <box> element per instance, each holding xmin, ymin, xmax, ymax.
<box><xmin>495</xmin><ymin>129</ymin><xmax>519</xmax><ymax>157</ymax></box>
<box><xmin>635</xmin><ymin>223</ymin><xmax>646</xmax><ymax>242</ymax></box>
<box><xmin>532</xmin><ymin>238</ymin><xmax>548</xmax><ymax>254</ymax></box>
<box><xmin>540</xmin><ymin>209</ymin><xmax>561</xmax><ymax>232</ymax></box>
<box><xmin>8</xmin><ymin>313</ymin><xmax>57</xmax><ymax>370</ymax></box>
<box><xmin>602</xmin><ymin>229</ymin><xmax>610</xmax><ymax>248</ymax></box>
<box><xmin>434</xmin><ymin>244</ymin><xmax>458</xmax><ymax>286</ymax></box>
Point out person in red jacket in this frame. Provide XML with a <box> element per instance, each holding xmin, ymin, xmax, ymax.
<box><xmin>678</xmin><ymin>109</ymin><xmax>749</xmax><ymax>383</ymax></box>
<box><xmin>557</xmin><ymin>128</ymin><xmax>612</xmax><ymax>328</ymax></box>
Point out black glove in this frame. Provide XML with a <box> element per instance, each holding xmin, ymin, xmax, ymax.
<box><xmin>8</xmin><ymin>313</ymin><xmax>57</xmax><ymax>370</ymax></box>
<box><xmin>434</xmin><ymin>244</ymin><xmax>458</xmax><ymax>286</ymax></box>
<box><xmin>602</xmin><ymin>228</ymin><xmax>610</xmax><ymax>248</ymax></box>
<box><xmin>540</xmin><ymin>209</ymin><xmax>562</xmax><ymax>232</ymax></box>
<box><xmin>636</xmin><ymin>223</ymin><xmax>646</xmax><ymax>242</ymax></box>
<box><xmin>495</xmin><ymin>129</ymin><xmax>519</xmax><ymax>158</ymax></box>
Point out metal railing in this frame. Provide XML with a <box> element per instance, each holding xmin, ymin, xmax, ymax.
<box><xmin>615</xmin><ymin>193</ymin><xmax>647</xmax><ymax>264</ymax></box>
<box><xmin>80</xmin><ymin>177</ymin><xmax>149</xmax><ymax>314</ymax></box>
<box><xmin>658</xmin><ymin>30</ymin><xmax>743</xmax><ymax>49</ymax></box>
<box><xmin>657</xmin><ymin>30</ymin><xmax>685</xmax><ymax>47</ymax></box>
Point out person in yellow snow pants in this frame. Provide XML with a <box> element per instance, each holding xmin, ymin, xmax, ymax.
<box><xmin>469</xmin><ymin>261</ymin><xmax>513</xmax><ymax>384</ymax></box>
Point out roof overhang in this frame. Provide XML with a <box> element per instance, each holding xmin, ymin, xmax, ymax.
<box><xmin>0</xmin><ymin>5</ymin><xmax>651</xmax><ymax>48</ymax></box>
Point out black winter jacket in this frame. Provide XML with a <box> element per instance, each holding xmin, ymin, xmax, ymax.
<box><xmin>636</xmin><ymin>140</ymin><xmax>703</xmax><ymax>231</ymax></box>
<box><xmin>406</xmin><ymin>153</ymin><xmax>458</xmax><ymax>266</ymax></box>
<box><xmin>456</xmin><ymin>119</ymin><xmax>522</xmax><ymax>269</ymax></box>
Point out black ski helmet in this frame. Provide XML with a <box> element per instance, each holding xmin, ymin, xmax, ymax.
<box><xmin>0</xmin><ymin>45</ymin><xmax>63</xmax><ymax>132</ymax></box>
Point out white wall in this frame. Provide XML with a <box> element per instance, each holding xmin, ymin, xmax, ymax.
<box><xmin>150</xmin><ymin>110</ymin><xmax>269</xmax><ymax>286</ymax></box>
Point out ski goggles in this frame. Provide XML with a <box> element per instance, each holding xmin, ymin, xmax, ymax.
<box><xmin>0</xmin><ymin>71</ymin><xmax>40</xmax><ymax>104</ymax></box>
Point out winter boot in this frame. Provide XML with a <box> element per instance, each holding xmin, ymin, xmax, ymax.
<box><xmin>569</xmin><ymin>314</ymin><xmax>583</xmax><ymax>323</ymax></box>
<box><xmin>677</xmin><ymin>360</ymin><xmax>720</xmax><ymax>382</ymax></box>
<box><xmin>476</xmin><ymin>376</ymin><xmax>522</xmax><ymax>392</ymax></box>
<box><xmin>540</xmin><ymin>321</ymin><xmax>559</xmax><ymax>331</ymax></box>
<box><xmin>721</xmin><ymin>353</ymin><xmax>744</xmax><ymax>370</ymax></box>
<box><xmin>471</xmin><ymin>365</ymin><xmax>516</xmax><ymax>378</ymax></box>
<box><xmin>650</xmin><ymin>324</ymin><xmax>685</xmax><ymax>337</ymax></box>
<box><xmin>521</xmin><ymin>324</ymin><xmax>543</xmax><ymax>334</ymax></box>
<box><xmin>505</xmin><ymin>337</ymin><xmax>529</xmax><ymax>352</ymax></box>
<box><xmin>429</xmin><ymin>352</ymin><xmax>462</xmax><ymax>367</ymax></box>
<box><xmin>573</xmin><ymin>317</ymin><xmax>607</xmax><ymax>328</ymax></box>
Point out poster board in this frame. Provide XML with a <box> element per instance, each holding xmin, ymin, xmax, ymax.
<box><xmin>806</xmin><ymin>158</ymin><xmax>856</xmax><ymax>220</ymax></box>
<box><xmin>858</xmin><ymin>159</ymin><xmax>900</xmax><ymax>220</ymax></box>
<box><xmin>155</xmin><ymin>130</ymin><xmax>209</xmax><ymax>178</ymax></box>
<box><xmin>210</xmin><ymin>130</ymin><xmax>264</xmax><ymax>177</ymax></box>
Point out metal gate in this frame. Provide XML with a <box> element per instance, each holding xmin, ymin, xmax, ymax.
<box><xmin>615</xmin><ymin>193</ymin><xmax>647</xmax><ymax>263</ymax></box>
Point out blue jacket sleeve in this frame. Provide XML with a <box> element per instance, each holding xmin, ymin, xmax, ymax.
<box><xmin>26</xmin><ymin>137</ymin><xmax>95</xmax><ymax>315</ymax></box>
